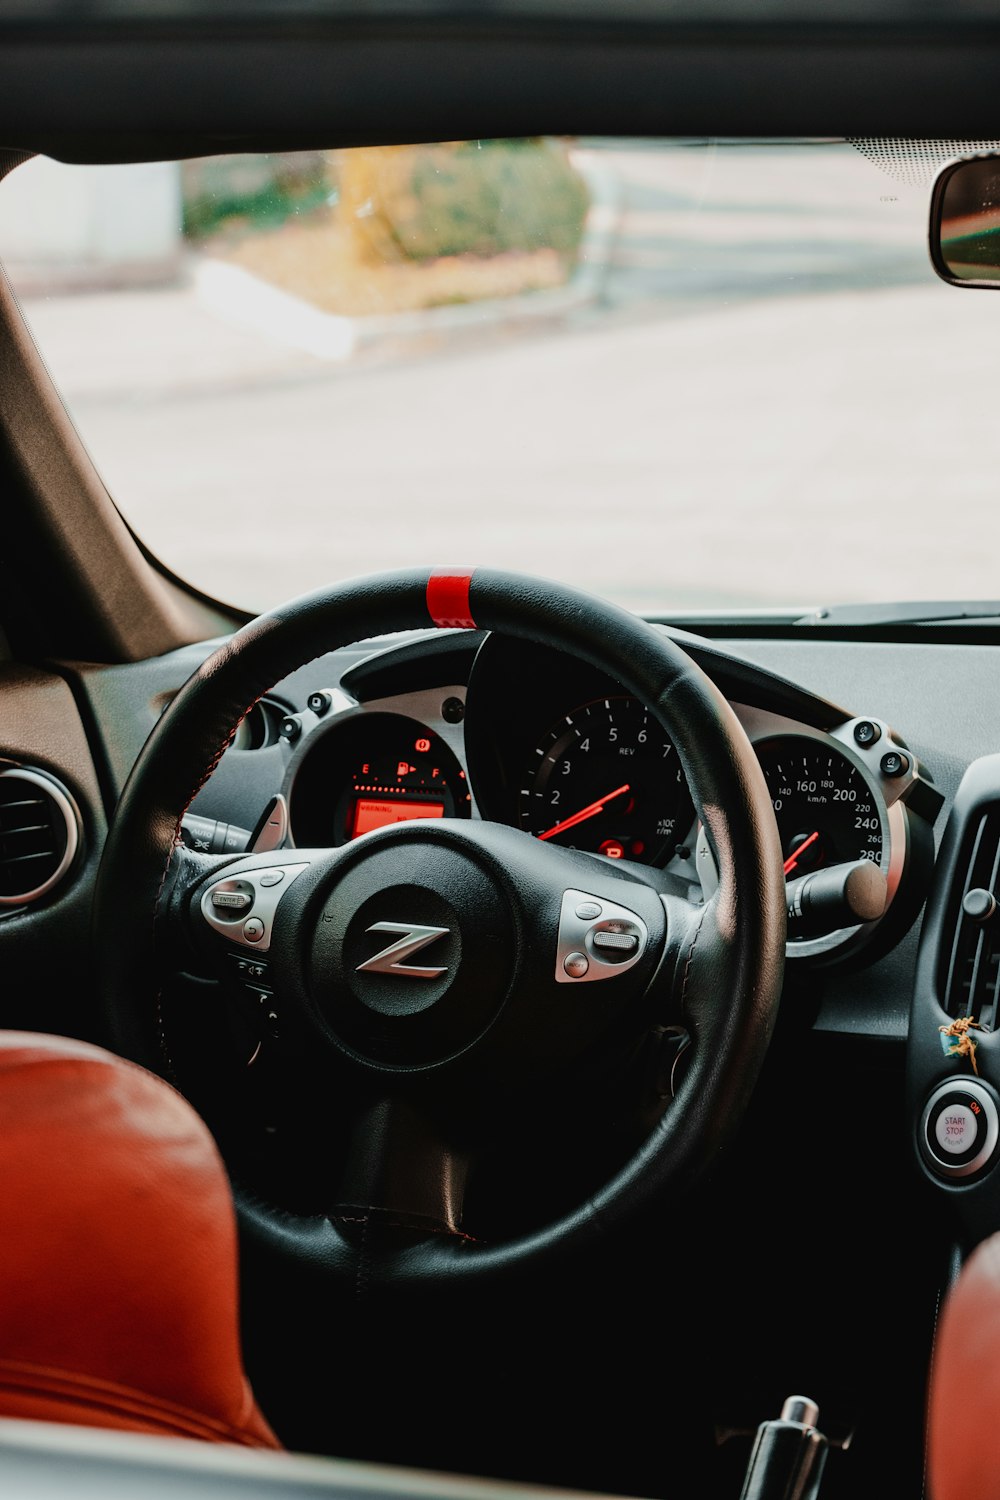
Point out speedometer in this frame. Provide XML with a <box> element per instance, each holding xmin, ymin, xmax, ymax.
<box><xmin>754</xmin><ymin>736</ymin><xmax>885</xmax><ymax>879</ymax></box>
<box><xmin>518</xmin><ymin>696</ymin><xmax>693</xmax><ymax>864</ymax></box>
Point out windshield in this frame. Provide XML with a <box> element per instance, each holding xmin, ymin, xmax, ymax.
<box><xmin>0</xmin><ymin>137</ymin><xmax>990</xmax><ymax>616</ymax></box>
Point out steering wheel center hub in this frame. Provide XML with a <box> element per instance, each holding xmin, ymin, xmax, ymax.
<box><xmin>309</xmin><ymin>833</ymin><xmax>515</xmax><ymax>1068</ymax></box>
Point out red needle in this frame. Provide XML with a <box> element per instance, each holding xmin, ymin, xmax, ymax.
<box><xmin>538</xmin><ymin>783</ymin><xmax>631</xmax><ymax>842</ymax></box>
<box><xmin>783</xmin><ymin>830</ymin><xmax>820</xmax><ymax>876</ymax></box>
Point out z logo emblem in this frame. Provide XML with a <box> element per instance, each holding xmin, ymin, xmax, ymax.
<box><xmin>356</xmin><ymin>921</ymin><xmax>450</xmax><ymax>979</ymax></box>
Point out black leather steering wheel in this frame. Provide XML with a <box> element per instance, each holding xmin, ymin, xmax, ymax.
<box><xmin>94</xmin><ymin>568</ymin><xmax>785</xmax><ymax>1288</ymax></box>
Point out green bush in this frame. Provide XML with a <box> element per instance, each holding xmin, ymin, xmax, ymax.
<box><xmin>338</xmin><ymin>139</ymin><xmax>590</xmax><ymax>265</ymax></box>
<box><xmin>182</xmin><ymin>153</ymin><xmax>330</xmax><ymax>242</ymax></box>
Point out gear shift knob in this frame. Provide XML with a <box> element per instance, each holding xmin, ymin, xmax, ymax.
<box><xmin>738</xmin><ymin>1394</ymin><xmax>828</xmax><ymax>1500</ymax></box>
<box><xmin>780</xmin><ymin>1396</ymin><xmax>820</xmax><ymax>1428</ymax></box>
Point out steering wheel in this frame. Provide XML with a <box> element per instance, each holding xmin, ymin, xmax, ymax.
<box><xmin>94</xmin><ymin>568</ymin><xmax>785</xmax><ymax>1290</ymax></box>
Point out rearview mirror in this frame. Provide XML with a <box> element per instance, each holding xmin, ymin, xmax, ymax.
<box><xmin>930</xmin><ymin>155</ymin><xmax>1000</xmax><ymax>286</ymax></box>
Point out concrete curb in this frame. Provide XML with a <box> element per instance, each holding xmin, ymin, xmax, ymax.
<box><xmin>193</xmin><ymin>148</ymin><xmax>624</xmax><ymax>363</ymax></box>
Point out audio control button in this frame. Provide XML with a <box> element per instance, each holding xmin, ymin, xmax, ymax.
<box><xmin>211</xmin><ymin>890</ymin><xmax>252</xmax><ymax>911</ymax></box>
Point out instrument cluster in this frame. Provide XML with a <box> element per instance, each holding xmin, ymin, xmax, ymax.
<box><xmin>462</xmin><ymin>634</ymin><xmax>940</xmax><ymax>967</ymax></box>
<box><xmin>286</xmin><ymin>699</ymin><xmax>471</xmax><ymax>848</ymax></box>
<box><xmin>275</xmin><ymin>634</ymin><xmax>940</xmax><ymax>969</ymax></box>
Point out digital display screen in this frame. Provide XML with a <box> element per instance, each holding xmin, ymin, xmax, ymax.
<box><xmin>352</xmin><ymin>797</ymin><xmax>445</xmax><ymax>838</ymax></box>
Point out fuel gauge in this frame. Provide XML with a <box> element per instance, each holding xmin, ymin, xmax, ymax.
<box><xmin>288</xmin><ymin>712</ymin><xmax>471</xmax><ymax>847</ymax></box>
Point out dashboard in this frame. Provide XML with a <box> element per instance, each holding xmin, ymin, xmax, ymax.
<box><xmin>13</xmin><ymin>618</ymin><xmax>953</xmax><ymax>1045</ymax></box>
<box><xmin>218</xmin><ymin>630</ymin><xmax>940</xmax><ymax>976</ymax></box>
<box><xmin>0</xmin><ymin>617</ymin><xmax>981</xmax><ymax>1054</ymax></box>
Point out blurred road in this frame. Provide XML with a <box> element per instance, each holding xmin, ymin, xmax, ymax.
<box><xmin>13</xmin><ymin>139</ymin><xmax>1000</xmax><ymax>615</ymax></box>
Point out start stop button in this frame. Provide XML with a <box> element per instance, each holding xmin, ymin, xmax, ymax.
<box><xmin>935</xmin><ymin>1102</ymin><xmax>978</xmax><ymax>1155</ymax></box>
<box><xmin>921</xmin><ymin>1079</ymin><xmax>1000</xmax><ymax>1180</ymax></box>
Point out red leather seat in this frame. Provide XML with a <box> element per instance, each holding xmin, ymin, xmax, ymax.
<box><xmin>0</xmin><ymin>1030</ymin><xmax>280</xmax><ymax>1448</ymax></box>
<box><xmin>928</xmin><ymin>1234</ymin><xmax>1000</xmax><ymax>1499</ymax></box>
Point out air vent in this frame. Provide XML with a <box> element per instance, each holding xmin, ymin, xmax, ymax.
<box><xmin>0</xmin><ymin>767</ymin><xmax>80</xmax><ymax>907</ymax></box>
<box><xmin>942</xmin><ymin>807</ymin><xmax>1000</xmax><ymax>1026</ymax></box>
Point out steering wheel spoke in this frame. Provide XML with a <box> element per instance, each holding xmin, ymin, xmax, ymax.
<box><xmin>190</xmin><ymin>849</ymin><xmax>319</xmax><ymax>957</ymax></box>
<box><xmin>333</xmin><ymin>1094</ymin><xmax>471</xmax><ymax>1239</ymax></box>
<box><xmin>153</xmin><ymin>843</ymin><xmax>234</xmax><ymax>966</ymax></box>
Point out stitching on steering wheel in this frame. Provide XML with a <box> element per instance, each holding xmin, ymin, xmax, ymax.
<box><xmin>355</xmin><ymin>1214</ymin><xmax>371</xmax><ymax>1306</ymax></box>
<box><xmin>152</xmin><ymin>691</ymin><xmax>267</xmax><ymax>1074</ymax></box>
<box><xmin>679</xmin><ymin>901</ymin><xmax>709</xmax><ymax>1024</ymax></box>
<box><xmin>330</xmin><ymin>1211</ymin><xmax>480</xmax><ymax>1243</ymax></box>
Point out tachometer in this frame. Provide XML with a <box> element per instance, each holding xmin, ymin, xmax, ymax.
<box><xmin>518</xmin><ymin>696</ymin><xmax>693</xmax><ymax>864</ymax></box>
<box><xmin>754</xmin><ymin>736</ymin><xmax>885</xmax><ymax>880</ymax></box>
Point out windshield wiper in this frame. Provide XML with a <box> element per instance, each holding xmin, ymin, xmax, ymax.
<box><xmin>797</xmin><ymin>601</ymin><xmax>1000</xmax><ymax>627</ymax></box>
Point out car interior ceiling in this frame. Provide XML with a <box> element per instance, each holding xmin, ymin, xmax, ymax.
<box><xmin>5</xmin><ymin>6</ymin><xmax>1000</xmax><ymax>1500</ymax></box>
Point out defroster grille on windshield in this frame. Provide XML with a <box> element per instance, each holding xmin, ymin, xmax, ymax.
<box><xmin>849</xmin><ymin>138</ymin><xmax>1000</xmax><ymax>185</ymax></box>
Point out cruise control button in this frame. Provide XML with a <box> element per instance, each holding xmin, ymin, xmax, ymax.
<box><xmin>935</xmin><ymin>1103</ymin><xmax>978</xmax><ymax>1155</ymax></box>
<box><xmin>243</xmin><ymin>917</ymin><xmax>265</xmax><ymax>943</ymax></box>
<box><xmin>593</xmin><ymin>929</ymin><xmax>639</xmax><ymax>953</ymax></box>
<box><xmin>555</xmin><ymin>888</ymin><xmax>650</xmax><ymax>985</ymax></box>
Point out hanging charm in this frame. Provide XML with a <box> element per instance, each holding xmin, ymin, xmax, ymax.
<box><xmin>939</xmin><ymin>1015</ymin><xmax>985</xmax><ymax>1075</ymax></box>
